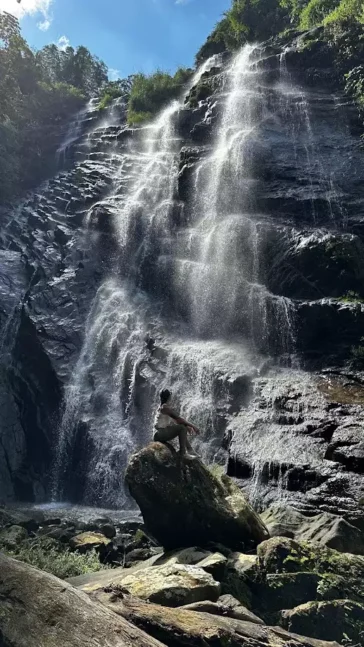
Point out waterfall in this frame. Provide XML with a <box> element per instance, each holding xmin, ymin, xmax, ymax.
<box><xmin>174</xmin><ymin>45</ymin><xmax>295</xmax><ymax>351</ymax></box>
<box><xmin>53</xmin><ymin>45</ymin><xmax>336</xmax><ymax>508</ymax></box>
<box><xmin>56</xmin><ymin>98</ymin><xmax>99</xmax><ymax>166</ymax></box>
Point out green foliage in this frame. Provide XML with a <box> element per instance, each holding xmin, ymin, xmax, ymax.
<box><xmin>196</xmin><ymin>0</ymin><xmax>289</xmax><ymax>64</ymax></box>
<box><xmin>346</xmin><ymin>65</ymin><xmax>364</xmax><ymax>110</ymax></box>
<box><xmin>340</xmin><ymin>290</ymin><xmax>364</xmax><ymax>303</ymax></box>
<box><xmin>0</xmin><ymin>10</ymin><xmax>108</xmax><ymax>200</ymax></box>
<box><xmin>208</xmin><ymin>463</ymin><xmax>226</xmax><ymax>481</ymax></box>
<box><xmin>1</xmin><ymin>537</ymin><xmax>108</xmax><ymax>580</ymax></box>
<box><xmin>351</xmin><ymin>338</ymin><xmax>364</xmax><ymax>366</ymax></box>
<box><xmin>187</xmin><ymin>79</ymin><xmax>215</xmax><ymax>108</ymax></box>
<box><xmin>127</xmin><ymin>68</ymin><xmax>192</xmax><ymax>125</ymax></box>
<box><xmin>196</xmin><ymin>0</ymin><xmax>364</xmax><ymax>67</ymax></box>
<box><xmin>324</xmin><ymin>0</ymin><xmax>364</xmax><ymax>24</ymax></box>
<box><xmin>98</xmin><ymin>77</ymin><xmax>134</xmax><ymax>110</ymax></box>
<box><xmin>299</xmin><ymin>0</ymin><xmax>339</xmax><ymax>29</ymax></box>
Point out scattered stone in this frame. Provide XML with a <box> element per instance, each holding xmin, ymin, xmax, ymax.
<box><xmin>42</xmin><ymin>517</ymin><xmax>62</xmax><ymax>526</ymax></box>
<box><xmin>67</xmin><ymin>554</ymin><xmax>163</xmax><ymax>592</ymax></box>
<box><xmin>125</xmin><ymin>442</ymin><xmax>269</xmax><ymax>550</ymax></box>
<box><xmin>101</xmin><ymin>523</ymin><xmax>116</xmax><ymax>539</ymax></box>
<box><xmin>257</xmin><ymin>536</ymin><xmax>364</xmax><ymax>606</ymax></box>
<box><xmin>0</xmin><ymin>524</ymin><xmax>28</xmax><ymax>548</ymax></box>
<box><xmin>222</xmin><ymin>552</ymin><xmax>258</xmax><ymax>608</ymax></box>
<box><xmin>261</xmin><ymin>572</ymin><xmax>322</xmax><ymax>613</ymax></box>
<box><xmin>281</xmin><ymin>599</ymin><xmax>364</xmax><ymax>644</ymax></box>
<box><xmin>94</xmin><ymin>589</ymin><xmax>341</xmax><ymax>647</ymax></box>
<box><xmin>0</xmin><ymin>509</ymin><xmax>44</xmax><ymax>532</ymax></box>
<box><xmin>195</xmin><ymin>552</ymin><xmax>227</xmax><ymax>580</ymax></box>
<box><xmin>37</xmin><ymin>526</ymin><xmax>76</xmax><ymax>543</ymax></box>
<box><xmin>120</xmin><ymin>562</ymin><xmax>221</xmax><ymax>607</ymax></box>
<box><xmin>69</xmin><ymin>532</ymin><xmax>111</xmax><ymax>552</ymax></box>
<box><xmin>160</xmin><ymin>546</ymin><xmax>211</xmax><ymax>566</ymax></box>
<box><xmin>182</xmin><ymin>596</ymin><xmax>265</xmax><ymax>625</ymax></box>
<box><xmin>125</xmin><ymin>548</ymin><xmax>153</xmax><ymax>567</ymax></box>
<box><xmin>228</xmin><ymin>552</ymin><xmax>258</xmax><ymax>578</ymax></box>
<box><xmin>219</xmin><ymin>593</ymin><xmax>265</xmax><ymax>624</ymax></box>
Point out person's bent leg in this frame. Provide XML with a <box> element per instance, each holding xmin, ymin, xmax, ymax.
<box><xmin>154</xmin><ymin>425</ymin><xmax>197</xmax><ymax>459</ymax></box>
<box><xmin>178</xmin><ymin>426</ymin><xmax>188</xmax><ymax>455</ymax></box>
<box><xmin>154</xmin><ymin>425</ymin><xmax>185</xmax><ymax>443</ymax></box>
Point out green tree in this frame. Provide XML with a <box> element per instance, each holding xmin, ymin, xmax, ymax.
<box><xmin>0</xmin><ymin>10</ymin><xmax>109</xmax><ymax>200</ymax></box>
<box><xmin>127</xmin><ymin>68</ymin><xmax>192</xmax><ymax>124</ymax></box>
<box><xmin>196</xmin><ymin>0</ymin><xmax>289</xmax><ymax>64</ymax></box>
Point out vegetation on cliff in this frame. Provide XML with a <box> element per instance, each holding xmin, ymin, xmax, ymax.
<box><xmin>126</xmin><ymin>68</ymin><xmax>192</xmax><ymax>125</ymax></box>
<box><xmin>196</xmin><ymin>0</ymin><xmax>364</xmax><ymax>64</ymax></box>
<box><xmin>196</xmin><ymin>0</ymin><xmax>364</xmax><ymax>130</ymax></box>
<box><xmin>0</xmin><ymin>11</ymin><xmax>108</xmax><ymax>200</ymax></box>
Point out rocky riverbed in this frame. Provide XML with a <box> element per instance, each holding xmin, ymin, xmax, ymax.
<box><xmin>1</xmin><ymin>443</ymin><xmax>364</xmax><ymax>646</ymax></box>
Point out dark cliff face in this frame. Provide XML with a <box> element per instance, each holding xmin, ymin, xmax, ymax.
<box><xmin>0</xmin><ymin>34</ymin><xmax>364</xmax><ymax>521</ymax></box>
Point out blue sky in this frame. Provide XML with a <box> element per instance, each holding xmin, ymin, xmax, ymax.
<box><xmin>3</xmin><ymin>0</ymin><xmax>231</xmax><ymax>79</ymax></box>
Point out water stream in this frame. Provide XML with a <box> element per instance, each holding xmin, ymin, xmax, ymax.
<box><xmin>52</xmin><ymin>45</ymin><xmax>344</xmax><ymax>508</ymax></box>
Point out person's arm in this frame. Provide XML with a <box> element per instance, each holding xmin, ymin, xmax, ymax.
<box><xmin>162</xmin><ymin>405</ymin><xmax>200</xmax><ymax>433</ymax></box>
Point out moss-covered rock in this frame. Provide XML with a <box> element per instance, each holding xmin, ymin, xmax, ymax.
<box><xmin>69</xmin><ymin>532</ymin><xmax>112</xmax><ymax>552</ymax></box>
<box><xmin>0</xmin><ymin>524</ymin><xmax>28</xmax><ymax>549</ymax></box>
<box><xmin>181</xmin><ymin>595</ymin><xmax>265</xmax><ymax>625</ymax></box>
<box><xmin>95</xmin><ymin>589</ymin><xmax>342</xmax><ymax>647</ymax></box>
<box><xmin>120</xmin><ymin>562</ymin><xmax>221</xmax><ymax>607</ymax></box>
<box><xmin>125</xmin><ymin>442</ymin><xmax>269</xmax><ymax>550</ymax></box>
<box><xmin>281</xmin><ymin>599</ymin><xmax>364</xmax><ymax>644</ymax></box>
<box><xmin>257</xmin><ymin>537</ymin><xmax>364</xmax><ymax>604</ymax></box>
<box><xmin>259</xmin><ymin>572</ymin><xmax>321</xmax><ymax>614</ymax></box>
<box><xmin>0</xmin><ymin>553</ymin><xmax>164</xmax><ymax>647</ymax></box>
<box><xmin>185</xmin><ymin>69</ymin><xmax>221</xmax><ymax>109</ymax></box>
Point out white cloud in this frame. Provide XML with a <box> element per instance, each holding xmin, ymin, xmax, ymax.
<box><xmin>1</xmin><ymin>0</ymin><xmax>54</xmax><ymax>30</ymax></box>
<box><xmin>38</xmin><ymin>18</ymin><xmax>51</xmax><ymax>31</ymax></box>
<box><xmin>57</xmin><ymin>35</ymin><xmax>70</xmax><ymax>51</ymax></box>
<box><xmin>108</xmin><ymin>68</ymin><xmax>120</xmax><ymax>81</ymax></box>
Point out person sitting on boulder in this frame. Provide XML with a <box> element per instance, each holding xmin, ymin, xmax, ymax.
<box><xmin>153</xmin><ymin>389</ymin><xmax>200</xmax><ymax>460</ymax></box>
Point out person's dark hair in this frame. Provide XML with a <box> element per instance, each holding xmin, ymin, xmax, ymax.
<box><xmin>160</xmin><ymin>389</ymin><xmax>171</xmax><ymax>405</ymax></box>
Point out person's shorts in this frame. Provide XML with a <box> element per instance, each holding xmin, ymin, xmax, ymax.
<box><xmin>153</xmin><ymin>424</ymin><xmax>185</xmax><ymax>442</ymax></box>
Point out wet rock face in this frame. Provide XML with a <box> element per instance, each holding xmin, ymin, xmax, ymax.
<box><xmin>227</xmin><ymin>370</ymin><xmax>364</xmax><ymax>529</ymax></box>
<box><xmin>1</xmin><ymin>32</ymin><xmax>364</xmax><ymax>508</ymax></box>
<box><xmin>0</xmin><ymin>106</ymin><xmax>128</xmax><ymax>502</ymax></box>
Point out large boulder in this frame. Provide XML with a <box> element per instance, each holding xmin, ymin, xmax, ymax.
<box><xmin>125</xmin><ymin>442</ymin><xmax>269</xmax><ymax>550</ymax></box>
<box><xmin>94</xmin><ymin>588</ymin><xmax>341</xmax><ymax>647</ymax></box>
<box><xmin>0</xmin><ymin>524</ymin><xmax>28</xmax><ymax>549</ymax></box>
<box><xmin>281</xmin><ymin>600</ymin><xmax>364</xmax><ymax>644</ymax></box>
<box><xmin>120</xmin><ymin>562</ymin><xmax>220</xmax><ymax>607</ymax></box>
<box><xmin>67</xmin><ymin>547</ymin><xmax>224</xmax><ymax>600</ymax></box>
<box><xmin>256</xmin><ymin>537</ymin><xmax>364</xmax><ymax>611</ymax></box>
<box><xmin>0</xmin><ymin>553</ymin><xmax>164</xmax><ymax>647</ymax></box>
<box><xmin>261</xmin><ymin>504</ymin><xmax>364</xmax><ymax>554</ymax></box>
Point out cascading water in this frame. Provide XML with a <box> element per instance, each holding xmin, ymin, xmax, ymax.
<box><xmin>52</xmin><ymin>43</ymin><xmax>346</xmax><ymax>508</ymax></box>
<box><xmin>56</xmin><ymin>98</ymin><xmax>99</xmax><ymax>166</ymax></box>
<box><xmin>176</xmin><ymin>45</ymin><xmax>296</xmax><ymax>352</ymax></box>
<box><xmin>52</xmin><ymin>55</ymin><xmax>234</xmax><ymax>506</ymax></box>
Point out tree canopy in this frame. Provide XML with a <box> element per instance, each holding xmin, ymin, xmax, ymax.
<box><xmin>196</xmin><ymin>0</ymin><xmax>364</xmax><ymax>64</ymax></box>
<box><xmin>0</xmin><ymin>11</ymin><xmax>108</xmax><ymax>200</ymax></box>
